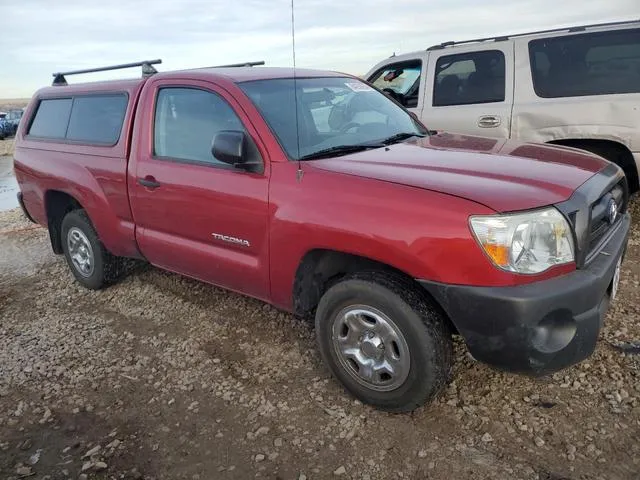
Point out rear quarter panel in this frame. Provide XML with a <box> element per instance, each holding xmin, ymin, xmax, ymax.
<box><xmin>511</xmin><ymin>35</ymin><xmax>640</xmax><ymax>154</ymax></box>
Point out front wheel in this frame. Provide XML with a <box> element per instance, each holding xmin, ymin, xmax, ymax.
<box><xmin>315</xmin><ymin>272</ymin><xmax>453</xmax><ymax>412</ymax></box>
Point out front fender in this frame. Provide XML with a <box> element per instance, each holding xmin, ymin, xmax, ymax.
<box><xmin>267</xmin><ymin>163</ymin><xmax>555</xmax><ymax>311</ymax></box>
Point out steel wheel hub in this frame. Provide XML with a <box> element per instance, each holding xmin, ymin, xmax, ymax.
<box><xmin>67</xmin><ymin>227</ymin><xmax>94</xmax><ymax>277</ymax></box>
<box><xmin>332</xmin><ymin>305</ymin><xmax>410</xmax><ymax>392</ymax></box>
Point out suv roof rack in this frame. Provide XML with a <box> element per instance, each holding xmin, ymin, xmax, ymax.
<box><xmin>52</xmin><ymin>59</ymin><xmax>162</xmax><ymax>86</ymax></box>
<box><xmin>426</xmin><ymin>18</ymin><xmax>640</xmax><ymax>51</ymax></box>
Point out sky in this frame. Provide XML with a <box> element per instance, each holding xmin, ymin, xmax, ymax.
<box><xmin>1</xmin><ymin>0</ymin><xmax>638</xmax><ymax>98</ymax></box>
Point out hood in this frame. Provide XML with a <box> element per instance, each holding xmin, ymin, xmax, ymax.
<box><xmin>311</xmin><ymin>133</ymin><xmax>608</xmax><ymax>212</ymax></box>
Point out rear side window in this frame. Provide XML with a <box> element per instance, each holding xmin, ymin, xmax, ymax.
<box><xmin>529</xmin><ymin>28</ymin><xmax>640</xmax><ymax>98</ymax></box>
<box><xmin>27</xmin><ymin>94</ymin><xmax>127</xmax><ymax>144</ymax></box>
<box><xmin>433</xmin><ymin>50</ymin><xmax>505</xmax><ymax>106</ymax></box>
<box><xmin>28</xmin><ymin>98</ymin><xmax>72</xmax><ymax>139</ymax></box>
<box><xmin>66</xmin><ymin>95</ymin><xmax>128</xmax><ymax>144</ymax></box>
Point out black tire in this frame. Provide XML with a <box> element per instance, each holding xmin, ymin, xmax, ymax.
<box><xmin>315</xmin><ymin>272</ymin><xmax>453</xmax><ymax>412</ymax></box>
<box><xmin>60</xmin><ymin>209</ymin><xmax>122</xmax><ymax>290</ymax></box>
<box><xmin>565</xmin><ymin>142</ymin><xmax>639</xmax><ymax>193</ymax></box>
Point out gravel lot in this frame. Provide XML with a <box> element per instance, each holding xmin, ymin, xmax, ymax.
<box><xmin>0</xmin><ymin>196</ymin><xmax>639</xmax><ymax>480</ymax></box>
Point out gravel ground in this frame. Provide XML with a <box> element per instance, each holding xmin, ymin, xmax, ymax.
<box><xmin>0</xmin><ymin>198</ymin><xmax>639</xmax><ymax>480</ymax></box>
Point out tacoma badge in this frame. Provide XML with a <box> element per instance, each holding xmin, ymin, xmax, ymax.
<box><xmin>211</xmin><ymin>233</ymin><xmax>250</xmax><ymax>247</ymax></box>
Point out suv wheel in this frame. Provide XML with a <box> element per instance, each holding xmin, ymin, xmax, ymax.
<box><xmin>315</xmin><ymin>272</ymin><xmax>453</xmax><ymax>412</ymax></box>
<box><xmin>61</xmin><ymin>209</ymin><xmax>122</xmax><ymax>290</ymax></box>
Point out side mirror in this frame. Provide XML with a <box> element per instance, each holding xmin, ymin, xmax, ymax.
<box><xmin>212</xmin><ymin>130</ymin><xmax>245</xmax><ymax>165</ymax></box>
<box><xmin>212</xmin><ymin>130</ymin><xmax>263</xmax><ymax>174</ymax></box>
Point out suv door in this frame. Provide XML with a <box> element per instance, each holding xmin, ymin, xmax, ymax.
<box><xmin>367</xmin><ymin>55</ymin><xmax>428</xmax><ymax>117</ymax></box>
<box><xmin>129</xmin><ymin>79</ymin><xmax>271</xmax><ymax>301</ymax></box>
<box><xmin>423</xmin><ymin>44</ymin><xmax>514</xmax><ymax>138</ymax></box>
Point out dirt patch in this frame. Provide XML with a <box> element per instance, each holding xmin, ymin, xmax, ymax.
<box><xmin>0</xmin><ymin>395</ymin><xmax>156</xmax><ymax>480</ymax></box>
<box><xmin>0</xmin><ymin>200</ymin><xmax>639</xmax><ymax>480</ymax></box>
<box><xmin>0</xmin><ymin>140</ymin><xmax>15</xmax><ymax>157</ymax></box>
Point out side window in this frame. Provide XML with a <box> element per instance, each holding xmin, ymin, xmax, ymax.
<box><xmin>368</xmin><ymin>61</ymin><xmax>422</xmax><ymax>108</ymax></box>
<box><xmin>28</xmin><ymin>98</ymin><xmax>72</xmax><ymax>139</ymax></box>
<box><xmin>529</xmin><ymin>28</ymin><xmax>640</xmax><ymax>98</ymax></box>
<box><xmin>28</xmin><ymin>95</ymin><xmax>127</xmax><ymax>144</ymax></box>
<box><xmin>66</xmin><ymin>95</ymin><xmax>128</xmax><ymax>144</ymax></box>
<box><xmin>433</xmin><ymin>50</ymin><xmax>505</xmax><ymax>106</ymax></box>
<box><xmin>154</xmin><ymin>87</ymin><xmax>245</xmax><ymax>166</ymax></box>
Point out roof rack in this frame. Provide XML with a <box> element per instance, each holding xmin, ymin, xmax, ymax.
<box><xmin>52</xmin><ymin>59</ymin><xmax>162</xmax><ymax>86</ymax></box>
<box><xmin>427</xmin><ymin>18</ymin><xmax>640</xmax><ymax>51</ymax></box>
<box><xmin>210</xmin><ymin>60</ymin><xmax>265</xmax><ymax>68</ymax></box>
<box><xmin>187</xmin><ymin>60</ymin><xmax>266</xmax><ymax>70</ymax></box>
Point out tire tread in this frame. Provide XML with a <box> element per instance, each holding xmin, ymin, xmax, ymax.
<box><xmin>61</xmin><ymin>209</ymin><xmax>123</xmax><ymax>289</ymax></box>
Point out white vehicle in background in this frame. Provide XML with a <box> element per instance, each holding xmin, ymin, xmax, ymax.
<box><xmin>366</xmin><ymin>19</ymin><xmax>640</xmax><ymax>192</ymax></box>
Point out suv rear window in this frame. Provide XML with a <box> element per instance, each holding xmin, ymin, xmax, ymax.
<box><xmin>529</xmin><ymin>28</ymin><xmax>640</xmax><ymax>98</ymax></box>
<box><xmin>433</xmin><ymin>50</ymin><xmax>505</xmax><ymax>106</ymax></box>
<box><xmin>28</xmin><ymin>94</ymin><xmax>128</xmax><ymax>144</ymax></box>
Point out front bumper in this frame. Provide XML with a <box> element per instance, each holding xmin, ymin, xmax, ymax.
<box><xmin>418</xmin><ymin>213</ymin><xmax>630</xmax><ymax>375</ymax></box>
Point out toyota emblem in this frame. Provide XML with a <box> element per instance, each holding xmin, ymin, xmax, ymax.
<box><xmin>607</xmin><ymin>198</ymin><xmax>618</xmax><ymax>225</ymax></box>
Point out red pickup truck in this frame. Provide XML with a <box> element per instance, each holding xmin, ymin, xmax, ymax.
<box><xmin>14</xmin><ymin>60</ymin><xmax>630</xmax><ymax>412</ymax></box>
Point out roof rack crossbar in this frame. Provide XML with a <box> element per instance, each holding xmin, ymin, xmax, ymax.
<box><xmin>210</xmin><ymin>60</ymin><xmax>265</xmax><ymax>68</ymax></box>
<box><xmin>426</xmin><ymin>18</ymin><xmax>640</xmax><ymax>51</ymax></box>
<box><xmin>52</xmin><ymin>59</ymin><xmax>162</xmax><ymax>86</ymax></box>
<box><xmin>183</xmin><ymin>60</ymin><xmax>265</xmax><ymax>72</ymax></box>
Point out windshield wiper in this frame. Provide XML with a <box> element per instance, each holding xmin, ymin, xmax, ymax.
<box><xmin>299</xmin><ymin>143</ymin><xmax>384</xmax><ymax>161</ymax></box>
<box><xmin>380</xmin><ymin>132</ymin><xmax>426</xmax><ymax>145</ymax></box>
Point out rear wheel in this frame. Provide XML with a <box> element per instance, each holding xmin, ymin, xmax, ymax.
<box><xmin>315</xmin><ymin>272</ymin><xmax>453</xmax><ymax>412</ymax></box>
<box><xmin>61</xmin><ymin>209</ymin><xmax>122</xmax><ymax>290</ymax></box>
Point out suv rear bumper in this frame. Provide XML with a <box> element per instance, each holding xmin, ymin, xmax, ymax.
<box><xmin>418</xmin><ymin>213</ymin><xmax>630</xmax><ymax>375</ymax></box>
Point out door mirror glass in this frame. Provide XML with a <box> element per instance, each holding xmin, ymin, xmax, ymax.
<box><xmin>212</xmin><ymin>130</ymin><xmax>246</xmax><ymax>165</ymax></box>
<box><xmin>212</xmin><ymin>130</ymin><xmax>263</xmax><ymax>174</ymax></box>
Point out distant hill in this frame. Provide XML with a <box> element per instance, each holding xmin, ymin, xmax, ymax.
<box><xmin>0</xmin><ymin>99</ymin><xmax>29</xmax><ymax>112</ymax></box>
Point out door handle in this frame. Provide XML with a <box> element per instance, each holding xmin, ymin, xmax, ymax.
<box><xmin>138</xmin><ymin>176</ymin><xmax>161</xmax><ymax>189</ymax></box>
<box><xmin>477</xmin><ymin>115</ymin><xmax>501</xmax><ymax>128</ymax></box>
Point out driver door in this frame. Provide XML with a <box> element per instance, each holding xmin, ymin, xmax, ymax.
<box><xmin>129</xmin><ymin>80</ymin><xmax>271</xmax><ymax>301</ymax></box>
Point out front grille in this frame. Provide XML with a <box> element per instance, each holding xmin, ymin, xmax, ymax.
<box><xmin>586</xmin><ymin>182</ymin><xmax>626</xmax><ymax>255</ymax></box>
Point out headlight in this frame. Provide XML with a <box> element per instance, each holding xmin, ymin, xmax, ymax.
<box><xmin>469</xmin><ymin>207</ymin><xmax>574</xmax><ymax>274</ymax></box>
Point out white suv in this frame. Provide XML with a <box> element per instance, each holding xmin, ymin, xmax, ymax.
<box><xmin>366</xmin><ymin>20</ymin><xmax>640</xmax><ymax>192</ymax></box>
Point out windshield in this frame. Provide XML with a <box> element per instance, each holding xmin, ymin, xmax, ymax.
<box><xmin>239</xmin><ymin>77</ymin><xmax>426</xmax><ymax>160</ymax></box>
